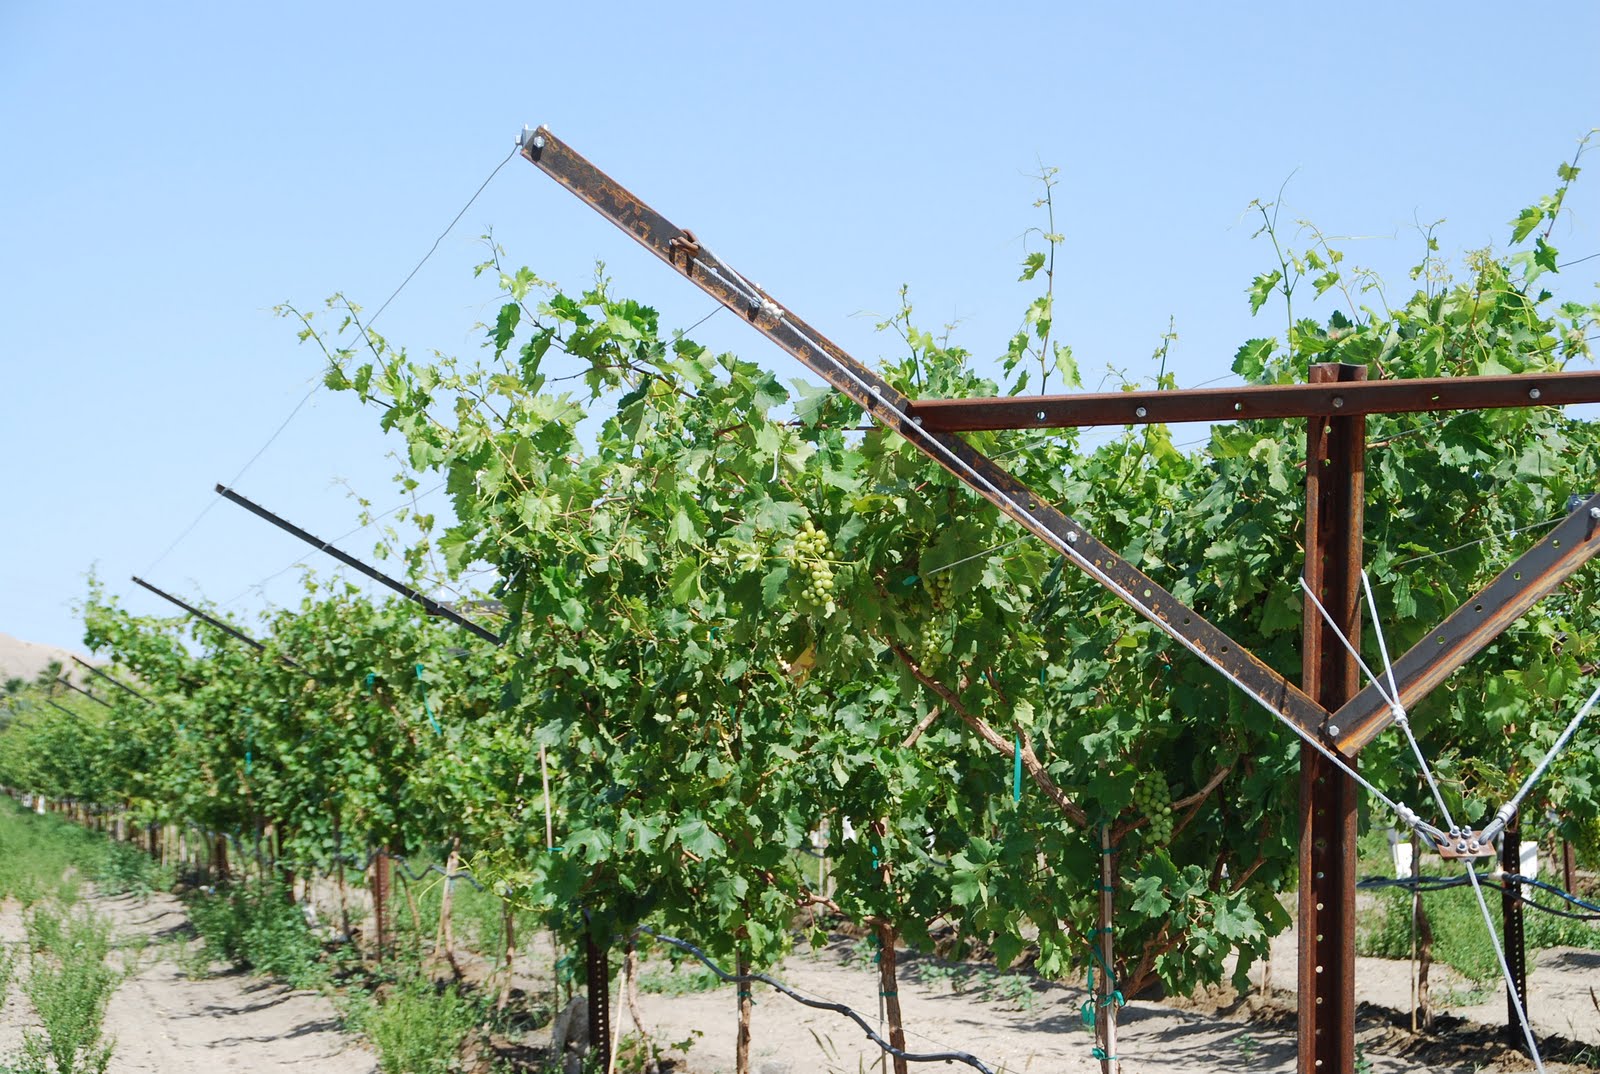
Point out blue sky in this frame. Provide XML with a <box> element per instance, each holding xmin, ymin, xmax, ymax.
<box><xmin>3</xmin><ymin>2</ymin><xmax>1597</xmax><ymax>653</ymax></box>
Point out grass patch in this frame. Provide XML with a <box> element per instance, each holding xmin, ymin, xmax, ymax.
<box><xmin>1358</xmin><ymin>882</ymin><xmax>1600</xmax><ymax>984</ymax></box>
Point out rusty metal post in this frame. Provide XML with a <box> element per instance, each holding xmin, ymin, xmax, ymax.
<box><xmin>1299</xmin><ymin>363</ymin><xmax>1366</xmax><ymax>1074</ymax></box>
<box><xmin>587</xmin><ymin>932</ymin><xmax>611</xmax><ymax>1071</ymax></box>
<box><xmin>1500</xmin><ymin>812</ymin><xmax>1529</xmax><ymax>1045</ymax></box>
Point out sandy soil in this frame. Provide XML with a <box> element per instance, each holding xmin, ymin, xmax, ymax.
<box><xmin>6</xmin><ymin>883</ymin><xmax>1598</xmax><ymax>1074</ymax></box>
<box><xmin>0</xmin><ymin>890</ymin><xmax>377</xmax><ymax>1074</ymax></box>
<box><xmin>612</xmin><ymin>925</ymin><xmax>1600</xmax><ymax>1074</ymax></box>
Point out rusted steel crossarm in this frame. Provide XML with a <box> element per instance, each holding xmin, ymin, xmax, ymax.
<box><xmin>519</xmin><ymin>125</ymin><xmax>1330</xmax><ymax>738</ymax></box>
<box><xmin>56</xmin><ymin>677</ymin><xmax>112</xmax><ymax>709</ymax></box>
<box><xmin>70</xmin><ymin>655</ymin><xmax>153</xmax><ymax>703</ymax></box>
<box><xmin>907</xmin><ymin>372</ymin><xmax>1600</xmax><ymax>431</ymax></box>
<box><xmin>215</xmin><ymin>484</ymin><xmax>502</xmax><ymax>646</ymax></box>
<box><xmin>1331</xmin><ymin>493</ymin><xmax>1600</xmax><ymax>753</ymax></box>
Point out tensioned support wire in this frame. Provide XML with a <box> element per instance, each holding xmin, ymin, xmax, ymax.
<box><xmin>1312</xmin><ymin>567</ymin><xmax>1600</xmax><ymax>1074</ymax></box>
<box><xmin>142</xmin><ymin>146</ymin><xmax>518</xmax><ymax>577</ymax></box>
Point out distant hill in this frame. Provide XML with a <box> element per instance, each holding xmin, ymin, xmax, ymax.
<box><xmin>0</xmin><ymin>632</ymin><xmax>96</xmax><ymax>686</ymax></box>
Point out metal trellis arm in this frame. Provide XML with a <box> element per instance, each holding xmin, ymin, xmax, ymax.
<box><xmin>517</xmin><ymin>124</ymin><xmax>1327</xmax><ymax>739</ymax></box>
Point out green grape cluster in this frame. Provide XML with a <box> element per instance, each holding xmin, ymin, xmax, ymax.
<box><xmin>916</xmin><ymin>620</ymin><xmax>945</xmax><ymax>668</ymax></box>
<box><xmin>922</xmin><ymin>567</ymin><xmax>954</xmax><ymax>612</ymax></box>
<box><xmin>792</xmin><ymin>518</ymin><xmax>836</xmax><ymax>616</ymax></box>
<box><xmin>1132</xmin><ymin>777</ymin><xmax>1174</xmax><ymax>845</ymax></box>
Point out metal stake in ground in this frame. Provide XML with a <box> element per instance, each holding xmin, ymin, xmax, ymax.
<box><xmin>1298</xmin><ymin>363</ymin><xmax>1366</xmax><ymax>1074</ymax></box>
<box><xmin>1501</xmin><ymin>812</ymin><xmax>1529</xmax><ymax>1046</ymax></box>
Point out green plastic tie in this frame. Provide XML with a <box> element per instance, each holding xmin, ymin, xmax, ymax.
<box><xmin>364</xmin><ymin>672</ymin><xmax>376</xmax><ymax>692</ymax></box>
<box><xmin>1013</xmin><ymin>736</ymin><xmax>1022</xmax><ymax>802</ymax></box>
<box><xmin>880</xmin><ymin>990</ymin><xmax>898</xmax><ymax>997</ymax></box>
<box><xmin>902</xmin><ymin>574</ymin><xmax>919</xmax><ymax>586</ymax></box>
<box><xmin>415</xmin><ymin>663</ymin><xmax>441</xmax><ymax>734</ymax></box>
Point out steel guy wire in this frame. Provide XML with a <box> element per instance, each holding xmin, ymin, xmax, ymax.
<box><xmin>1293</xmin><ymin>575</ymin><xmax>1449</xmax><ymax>842</ymax></box>
<box><xmin>1462</xmin><ymin>860</ymin><xmax>1545</xmax><ymax>1071</ymax></box>
<box><xmin>143</xmin><ymin>147</ymin><xmax>517</xmax><ymax>577</ymax></box>
<box><xmin>1478</xmin><ymin>677</ymin><xmax>1600</xmax><ymax>847</ymax></box>
<box><xmin>688</xmin><ymin>246</ymin><xmax>1429</xmax><ymax>832</ymax></box>
<box><xmin>1360</xmin><ymin>570</ymin><xmax>1459</xmax><ymax>836</ymax></box>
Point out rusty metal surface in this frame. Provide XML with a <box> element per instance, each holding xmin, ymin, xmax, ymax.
<box><xmin>906</xmin><ymin>371</ymin><xmax>1600</xmax><ymax>431</ymax></box>
<box><xmin>1433</xmin><ymin>833</ymin><xmax>1497</xmax><ymax>860</ymax></box>
<box><xmin>1298</xmin><ymin>363</ymin><xmax>1364</xmax><ymax>1074</ymax></box>
<box><xmin>587</xmin><ymin>934</ymin><xmax>611</xmax><ymax>1067</ymax></box>
<box><xmin>1331</xmin><ymin>492</ymin><xmax>1600</xmax><ymax>753</ymax></box>
<box><xmin>1501</xmin><ymin>815</ymin><xmax>1528</xmax><ymax>1044</ymax></box>
<box><xmin>519</xmin><ymin>126</ymin><xmax>1329</xmax><ymax>738</ymax></box>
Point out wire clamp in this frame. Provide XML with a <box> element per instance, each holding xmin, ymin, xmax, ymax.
<box><xmin>1434</xmin><ymin>829</ymin><xmax>1495</xmax><ymax>860</ymax></box>
<box><xmin>668</xmin><ymin>229</ymin><xmax>702</xmax><ymax>272</ymax></box>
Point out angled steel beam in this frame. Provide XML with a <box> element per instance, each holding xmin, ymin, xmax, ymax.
<box><xmin>1331</xmin><ymin>493</ymin><xmax>1600</xmax><ymax>753</ymax></box>
<box><xmin>70</xmin><ymin>655</ymin><xmax>153</xmax><ymax>703</ymax></box>
<box><xmin>215</xmin><ymin>484</ymin><xmax>503</xmax><ymax>646</ymax></box>
<box><xmin>908</xmin><ymin>372</ymin><xmax>1600</xmax><ymax>431</ymax></box>
<box><xmin>130</xmin><ymin>575</ymin><xmax>275</xmax><ymax>656</ymax></box>
<box><xmin>518</xmin><ymin>125</ymin><xmax>1328</xmax><ymax>737</ymax></box>
<box><xmin>56</xmin><ymin>677</ymin><xmax>112</xmax><ymax>709</ymax></box>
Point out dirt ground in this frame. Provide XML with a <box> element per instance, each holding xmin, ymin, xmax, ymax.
<box><xmin>3</xmin><ymin>886</ymin><xmax>1597</xmax><ymax>1074</ymax></box>
<box><xmin>0</xmin><ymin>890</ymin><xmax>377</xmax><ymax>1074</ymax></box>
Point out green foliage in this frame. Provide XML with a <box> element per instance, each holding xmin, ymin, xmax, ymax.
<box><xmin>13</xmin><ymin>906</ymin><xmax>117</xmax><ymax>1074</ymax></box>
<box><xmin>1358</xmin><ymin>884</ymin><xmax>1600</xmax><ymax>984</ymax></box>
<box><xmin>0</xmin><ymin>798</ymin><xmax>104</xmax><ymax>907</ymax></box>
<box><xmin>354</xmin><ymin>973</ymin><xmax>478</xmax><ymax>1074</ymax></box>
<box><xmin>4</xmin><ymin>140</ymin><xmax>1599</xmax><ymax>1012</ymax></box>
<box><xmin>186</xmin><ymin>880</ymin><xmax>327</xmax><ymax>990</ymax></box>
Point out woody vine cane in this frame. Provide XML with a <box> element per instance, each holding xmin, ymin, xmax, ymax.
<box><xmin>519</xmin><ymin>124</ymin><xmax>1600</xmax><ymax>1074</ymax></box>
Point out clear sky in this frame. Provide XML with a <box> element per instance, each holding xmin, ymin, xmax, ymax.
<box><xmin>3</xmin><ymin>2</ymin><xmax>1597</xmax><ymax>653</ymax></box>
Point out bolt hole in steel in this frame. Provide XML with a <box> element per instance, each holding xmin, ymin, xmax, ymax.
<box><xmin>1135</xmin><ymin>406</ymin><xmax>1148</xmax><ymax>418</ymax></box>
<box><xmin>1143</xmin><ymin>588</ymin><xmax>1152</xmax><ymax>598</ymax></box>
<box><xmin>1036</xmin><ymin>411</ymin><xmax>1046</xmax><ymax>421</ymax></box>
<box><xmin>1530</xmin><ymin>387</ymin><xmax>1543</xmax><ymax>399</ymax></box>
<box><xmin>1234</xmin><ymin>402</ymin><xmax>1243</xmax><ymax>412</ymax></box>
<box><xmin>1332</xmin><ymin>396</ymin><xmax>1345</xmax><ymax>409</ymax></box>
<box><xmin>1515</xmin><ymin>571</ymin><xmax>1522</xmax><ymax>580</ymax></box>
<box><xmin>1475</xmin><ymin>603</ymin><xmax>1484</xmax><ymax>612</ymax></box>
<box><xmin>1182</xmin><ymin>616</ymin><xmax>1191</xmax><ymax>625</ymax></box>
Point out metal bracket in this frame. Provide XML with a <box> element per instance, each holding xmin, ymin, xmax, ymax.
<box><xmin>1433</xmin><ymin>831</ymin><xmax>1497</xmax><ymax>860</ymax></box>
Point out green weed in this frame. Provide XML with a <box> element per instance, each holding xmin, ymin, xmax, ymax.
<box><xmin>12</xmin><ymin>906</ymin><xmax>118</xmax><ymax>1074</ymax></box>
<box><xmin>355</xmin><ymin>973</ymin><xmax>478</xmax><ymax>1074</ymax></box>
<box><xmin>186</xmin><ymin>879</ymin><xmax>327</xmax><ymax>989</ymax></box>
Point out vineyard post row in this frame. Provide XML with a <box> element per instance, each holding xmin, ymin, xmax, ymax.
<box><xmin>515</xmin><ymin>124</ymin><xmax>1600</xmax><ymax>1074</ymax></box>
